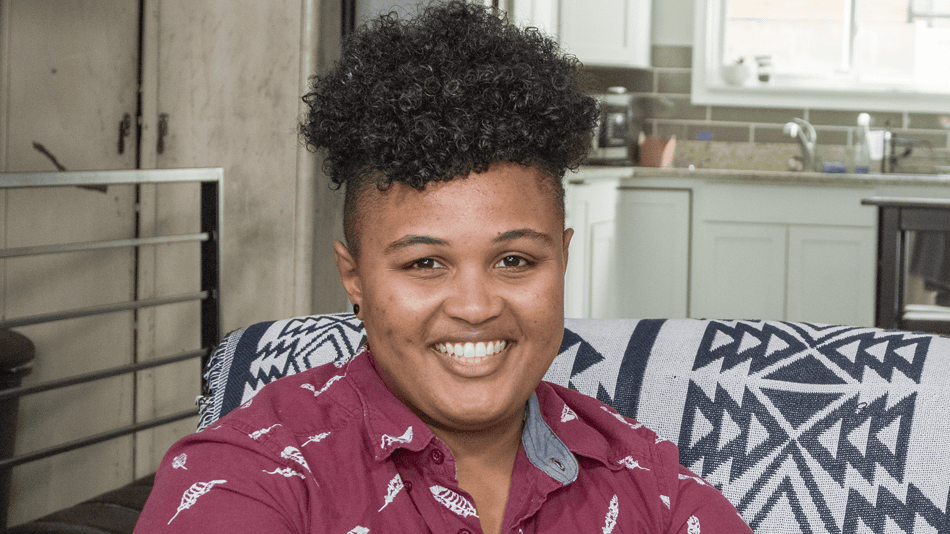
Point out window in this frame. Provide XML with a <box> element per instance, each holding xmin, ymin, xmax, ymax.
<box><xmin>692</xmin><ymin>0</ymin><xmax>950</xmax><ymax>112</ymax></box>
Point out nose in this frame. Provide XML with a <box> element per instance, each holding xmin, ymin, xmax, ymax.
<box><xmin>442</xmin><ymin>267</ymin><xmax>503</xmax><ymax>325</ymax></box>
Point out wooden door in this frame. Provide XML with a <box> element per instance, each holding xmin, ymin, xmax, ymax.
<box><xmin>0</xmin><ymin>0</ymin><xmax>140</xmax><ymax>525</ymax></box>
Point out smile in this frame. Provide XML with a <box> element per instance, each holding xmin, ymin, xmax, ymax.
<box><xmin>436</xmin><ymin>340</ymin><xmax>508</xmax><ymax>364</ymax></box>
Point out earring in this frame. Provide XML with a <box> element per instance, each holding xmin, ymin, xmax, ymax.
<box><xmin>353</xmin><ymin>303</ymin><xmax>360</xmax><ymax>315</ymax></box>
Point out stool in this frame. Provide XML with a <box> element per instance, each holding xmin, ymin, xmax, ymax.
<box><xmin>862</xmin><ymin>196</ymin><xmax>950</xmax><ymax>333</ymax></box>
<box><xmin>1</xmin><ymin>329</ymin><xmax>35</xmax><ymax>529</ymax></box>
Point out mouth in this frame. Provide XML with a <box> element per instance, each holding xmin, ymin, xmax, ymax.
<box><xmin>435</xmin><ymin>340</ymin><xmax>508</xmax><ymax>365</ymax></box>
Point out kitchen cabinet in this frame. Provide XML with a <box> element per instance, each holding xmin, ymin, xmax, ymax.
<box><xmin>614</xmin><ymin>187</ymin><xmax>690</xmax><ymax>319</ymax></box>
<box><xmin>690</xmin><ymin>181</ymin><xmax>878</xmax><ymax>326</ymax></box>
<box><xmin>564</xmin><ymin>173</ymin><xmax>621</xmax><ymax>318</ymax></box>
<box><xmin>569</xmin><ymin>168</ymin><xmax>950</xmax><ymax>328</ymax></box>
<box><xmin>564</xmin><ymin>172</ymin><xmax>689</xmax><ymax>319</ymax></box>
<box><xmin>507</xmin><ymin>0</ymin><xmax>651</xmax><ymax>67</ymax></box>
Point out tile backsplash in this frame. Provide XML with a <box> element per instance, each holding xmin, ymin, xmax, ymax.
<box><xmin>584</xmin><ymin>45</ymin><xmax>950</xmax><ymax>174</ymax></box>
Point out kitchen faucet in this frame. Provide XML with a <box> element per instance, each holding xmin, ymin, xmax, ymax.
<box><xmin>783</xmin><ymin>118</ymin><xmax>817</xmax><ymax>172</ymax></box>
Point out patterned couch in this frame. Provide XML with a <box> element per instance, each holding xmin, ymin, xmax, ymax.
<box><xmin>10</xmin><ymin>314</ymin><xmax>950</xmax><ymax>533</ymax></box>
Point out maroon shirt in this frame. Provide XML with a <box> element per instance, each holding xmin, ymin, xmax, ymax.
<box><xmin>135</xmin><ymin>347</ymin><xmax>752</xmax><ymax>533</ymax></box>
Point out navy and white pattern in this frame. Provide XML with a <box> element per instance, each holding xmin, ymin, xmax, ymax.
<box><xmin>197</xmin><ymin>314</ymin><xmax>950</xmax><ymax>533</ymax></box>
<box><xmin>197</xmin><ymin>314</ymin><xmax>364</xmax><ymax>431</ymax></box>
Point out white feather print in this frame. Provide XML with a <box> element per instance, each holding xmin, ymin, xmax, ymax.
<box><xmin>280</xmin><ymin>446</ymin><xmax>311</xmax><ymax>473</ymax></box>
<box><xmin>302</xmin><ymin>432</ymin><xmax>331</xmax><ymax>447</ymax></box>
<box><xmin>172</xmin><ymin>453</ymin><xmax>188</xmax><ymax>470</ymax></box>
<box><xmin>346</xmin><ymin>527</ymin><xmax>369</xmax><ymax>534</ymax></box>
<box><xmin>679</xmin><ymin>473</ymin><xmax>707</xmax><ymax>486</ymax></box>
<box><xmin>249</xmin><ymin>424</ymin><xmax>282</xmax><ymax>440</ymax></box>
<box><xmin>617</xmin><ymin>456</ymin><xmax>650</xmax><ymax>471</ymax></box>
<box><xmin>377</xmin><ymin>474</ymin><xmax>404</xmax><ymax>512</ymax></box>
<box><xmin>660</xmin><ymin>495</ymin><xmax>670</xmax><ymax>509</ymax></box>
<box><xmin>429</xmin><ymin>485</ymin><xmax>478</xmax><ymax>518</ymax></box>
<box><xmin>167</xmin><ymin>479</ymin><xmax>226</xmax><ymax>525</ymax></box>
<box><xmin>380</xmin><ymin>426</ymin><xmax>413</xmax><ymax>449</ymax></box>
<box><xmin>602</xmin><ymin>494</ymin><xmax>619</xmax><ymax>534</ymax></box>
<box><xmin>263</xmin><ymin>467</ymin><xmax>305</xmax><ymax>480</ymax></box>
<box><xmin>601</xmin><ymin>406</ymin><xmax>643</xmax><ymax>431</ymax></box>
<box><xmin>561</xmin><ymin>404</ymin><xmax>577</xmax><ymax>423</ymax></box>
<box><xmin>687</xmin><ymin>515</ymin><xmax>701</xmax><ymax>533</ymax></box>
<box><xmin>301</xmin><ymin>375</ymin><xmax>343</xmax><ymax>397</ymax></box>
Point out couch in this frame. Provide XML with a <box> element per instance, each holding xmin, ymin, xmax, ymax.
<box><xmin>10</xmin><ymin>314</ymin><xmax>950</xmax><ymax>533</ymax></box>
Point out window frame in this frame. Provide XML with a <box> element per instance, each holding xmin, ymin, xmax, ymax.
<box><xmin>691</xmin><ymin>0</ymin><xmax>950</xmax><ymax>113</ymax></box>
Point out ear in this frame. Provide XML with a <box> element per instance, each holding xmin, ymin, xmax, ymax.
<box><xmin>561</xmin><ymin>227</ymin><xmax>574</xmax><ymax>272</ymax></box>
<box><xmin>333</xmin><ymin>240</ymin><xmax>363</xmax><ymax>308</ymax></box>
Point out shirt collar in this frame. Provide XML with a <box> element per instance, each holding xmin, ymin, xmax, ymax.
<box><xmin>343</xmin><ymin>348</ymin><xmax>618</xmax><ymax>481</ymax></box>
<box><xmin>342</xmin><ymin>347</ymin><xmax>434</xmax><ymax>461</ymax></box>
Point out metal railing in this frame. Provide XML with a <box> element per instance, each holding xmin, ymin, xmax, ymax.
<box><xmin>0</xmin><ymin>168</ymin><xmax>222</xmax><ymax>471</ymax></box>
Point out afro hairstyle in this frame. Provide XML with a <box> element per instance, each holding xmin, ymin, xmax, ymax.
<box><xmin>299</xmin><ymin>0</ymin><xmax>599</xmax><ymax>249</ymax></box>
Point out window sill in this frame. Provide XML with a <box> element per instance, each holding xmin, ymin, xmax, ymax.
<box><xmin>691</xmin><ymin>77</ymin><xmax>950</xmax><ymax>114</ymax></box>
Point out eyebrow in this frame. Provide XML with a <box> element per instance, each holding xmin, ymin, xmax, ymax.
<box><xmin>384</xmin><ymin>235</ymin><xmax>449</xmax><ymax>255</ymax></box>
<box><xmin>492</xmin><ymin>229</ymin><xmax>553</xmax><ymax>245</ymax></box>
<box><xmin>384</xmin><ymin>229</ymin><xmax>553</xmax><ymax>255</ymax></box>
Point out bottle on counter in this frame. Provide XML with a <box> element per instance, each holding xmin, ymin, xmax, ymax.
<box><xmin>854</xmin><ymin>113</ymin><xmax>871</xmax><ymax>174</ymax></box>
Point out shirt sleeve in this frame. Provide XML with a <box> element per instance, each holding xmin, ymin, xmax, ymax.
<box><xmin>134</xmin><ymin>426</ymin><xmax>310</xmax><ymax>533</ymax></box>
<box><xmin>651</xmin><ymin>438</ymin><xmax>753</xmax><ymax>534</ymax></box>
<box><xmin>666</xmin><ymin>463</ymin><xmax>753</xmax><ymax>533</ymax></box>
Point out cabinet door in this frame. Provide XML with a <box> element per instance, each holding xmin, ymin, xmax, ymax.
<box><xmin>614</xmin><ymin>188</ymin><xmax>690</xmax><ymax>319</ymax></box>
<box><xmin>691</xmin><ymin>222</ymin><xmax>787</xmax><ymax>321</ymax></box>
<box><xmin>786</xmin><ymin>226</ymin><xmax>876</xmax><ymax>326</ymax></box>
<box><xmin>564</xmin><ymin>177</ymin><xmax>620</xmax><ymax>318</ymax></box>
<box><xmin>558</xmin><ymin>0</ymin><xmax>651</xmax><ymax>67</ymax></box>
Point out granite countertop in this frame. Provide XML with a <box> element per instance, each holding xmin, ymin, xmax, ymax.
<box><xmin>578</xmin><ymin>165</ymin><xmax>950</xmax><ymax>186</ymax></box>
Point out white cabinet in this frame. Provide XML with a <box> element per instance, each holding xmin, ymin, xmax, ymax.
<box><xmin>564</xmin><ymin>173</ymin><xmax>690</xmax><ymax>320</ymax></box>
<box><xmin>689</xmin><ymin>182</ymin><xmax>878</xmax><ymax>326</ymax></box>
<box><xmin>614</xmin><ymin>188</ymin><xmax>690</xmax><ymax>318</ymax></box>
<box><xmin>507</xmin><ymin>0</ymin><xmax>651</xmax><ymax>67</ymax></box>
<box><xmin>564</xmin><ymin>175</ymin><xmax>621</xmax><ymax>319</ymax></box>
<box><xmin>691</xmin><ymin>222</ymin><xmax>788</xmax><ymax>321</ymax></box>
<box><xmin>786</xmin><ymin>226</ymin><xmax>876</xmax><ymax>325</ymax></box>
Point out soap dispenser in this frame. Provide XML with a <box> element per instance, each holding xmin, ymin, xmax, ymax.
<box><xmin>854</xmin><ymin>113</ymin><xmax>871</xmax><ymax>174</ymax></box>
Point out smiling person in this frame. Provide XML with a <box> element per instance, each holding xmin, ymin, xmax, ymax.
<box><xmin>134</xmin><ymin>2</ymin><xmax>752</xmax><ymax>533</ymax></box>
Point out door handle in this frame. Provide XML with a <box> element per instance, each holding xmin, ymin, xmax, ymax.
<box><xmin>118</xmin><ymin>113</ymin><xmax>132</xmax><ymax>154</ymax></box>
<box><xmin>157</xmin><ymin>113</ymin><xmax>169</xmax><ymax>154</ymax></box>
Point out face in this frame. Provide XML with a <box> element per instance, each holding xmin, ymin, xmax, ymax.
<box><xmin>334</xmin><ymin>163</ymin><xmax>572</xmax><ymax>435</ymax></box>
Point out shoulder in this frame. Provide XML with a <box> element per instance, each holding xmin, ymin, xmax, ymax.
<box><xmin>203</xmin><ymin>360</ymin><xmax>360</xmax><ymax>447</ymax></box>
<box><xmin>538</xmin><ymin>381</ymin><xmax>684</xmax><ymax>489</ymax></box>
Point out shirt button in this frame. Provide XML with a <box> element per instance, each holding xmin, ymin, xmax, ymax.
<box><xmin>430</xmin><ymin>448</ymin><xmax>445</xmax><ymax>464</ymax></box>
<box><xmin>458</xmin><ymin>530</ymin><xmax>472</xmax><ymax>534</ymax></box>
<box><xmin>403</xmin><ymin>480</ymin><xmax>412</xmax><ymax>491</ymax></box>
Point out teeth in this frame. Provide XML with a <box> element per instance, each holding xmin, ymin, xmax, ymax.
<box><xmin>436</xmin><ymin>340</ymin><xmax>508</xmax><ymax>363</ymax></box>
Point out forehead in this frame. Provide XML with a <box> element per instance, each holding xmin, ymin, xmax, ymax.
<box><xmin>355</xmin><ymin>165</ymin><xmax>562</xmax><ymax>248</ymax></box>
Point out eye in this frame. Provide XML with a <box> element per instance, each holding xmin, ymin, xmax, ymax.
<box><xmin>410</xmin><ymin>257</ymin><xmax>442</xmax><ymax>269</ymax></box>
<box><xmin>495</xmin><ymin>255</ymin><xmax>528</xmax><ymax>268</ymax></box>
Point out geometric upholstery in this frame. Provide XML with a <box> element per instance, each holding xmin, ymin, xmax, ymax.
<box><xmin>196</xmin><ymin>314</ymin><xmax>950</xmax><ymax>533</ymax></box>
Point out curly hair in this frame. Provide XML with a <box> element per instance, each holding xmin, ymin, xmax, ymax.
<box><xmin>299</xmin><ymin>0</ymin><xmax>598</xmax><ymax>250</ymax></box>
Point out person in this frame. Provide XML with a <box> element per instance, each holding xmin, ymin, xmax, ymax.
<box><xmin>134</xmin><ymin>2</ymin><xmax>753</xmax><ymax>532</ymax></box>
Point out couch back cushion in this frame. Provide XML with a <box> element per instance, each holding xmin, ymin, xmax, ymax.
<box><xmin>198</xmin><ymin>314</ymin><xmax>950</xmax><ymax>533</ymax></box>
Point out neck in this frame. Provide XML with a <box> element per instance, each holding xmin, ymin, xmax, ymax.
<box><xmin>426</xmin><ymin>408</ymin><xmax>525</xmax><ymax>534</ymax></box>
<box><xmin>427</xmin><ymin>409</ymin><xmax>525</xmax><ymax>465</ymax></box>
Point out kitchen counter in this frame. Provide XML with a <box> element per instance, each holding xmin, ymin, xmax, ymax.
<box><xmin>577</xmin><ymin>165</ymin><xmax>950</xmax><ymax>187</ymax></box>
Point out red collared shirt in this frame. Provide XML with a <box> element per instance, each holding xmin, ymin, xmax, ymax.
<box><xmin>135</xmin><ymin>348</ymin><xmax>752</xmax><ymax>533</ymax></box>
